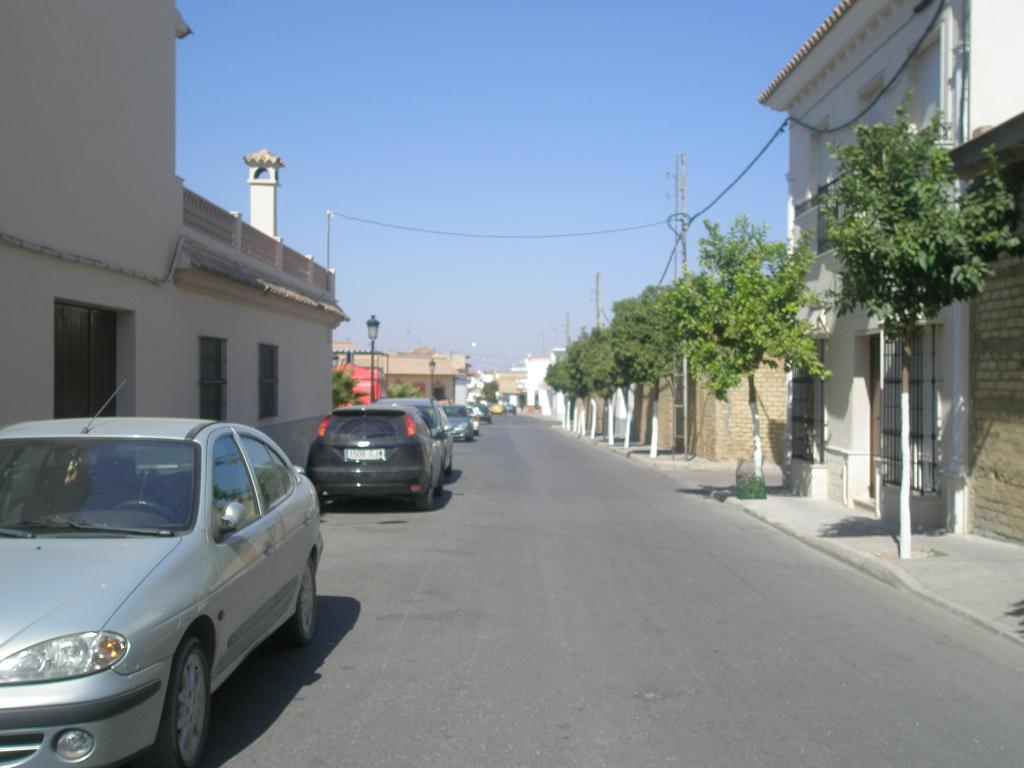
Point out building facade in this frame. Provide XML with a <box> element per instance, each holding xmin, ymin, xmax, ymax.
<box><xmin>0</xmin><ymin>1</ymin><xmax>345</xmax><ymax>462</ymax></box>
<box><xmin>760</xmin><ymin>0</ymin><xmax>1024</xmax><ymax>529</ymax></box>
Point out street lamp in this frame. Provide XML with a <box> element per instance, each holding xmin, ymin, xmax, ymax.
<box><xmin>429</xmin><ymin>358</ymin><xmax>436</xmax><ymax>401</ymax></box>
<box><xmin>367</xmin><ymin>315</ymin><xmax>380</xmax><ymax>402</ymax></box>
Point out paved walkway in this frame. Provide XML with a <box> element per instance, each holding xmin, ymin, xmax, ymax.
<box><xmin>551</xmin><ymin>422</ymin><xmax>1024</xmax><ymax>649</ymax></box>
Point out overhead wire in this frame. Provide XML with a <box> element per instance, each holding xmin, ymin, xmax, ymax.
<box><xmin>329</xmin><ymin>0</ymin><xmax>947</xmax><ymax>285</ymax></box>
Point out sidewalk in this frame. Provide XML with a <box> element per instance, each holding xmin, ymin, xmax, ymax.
<box><xmin>556</xmin><ymin>425</ymin><xmax>1024</xmax><ymax>648</ymax></box>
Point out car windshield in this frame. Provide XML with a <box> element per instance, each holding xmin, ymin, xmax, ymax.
<box><xmin>443</xmin><ymin>406</ymin><xmax>468</xmax><ymax>418</ymax></box>
<box><xmin>0</xmin><ymin>438</ymin><xmax>197</xmax><ymax>532</ymax></box>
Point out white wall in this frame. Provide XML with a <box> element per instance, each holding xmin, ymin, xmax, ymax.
<box><xmin>969</xmin><ymin>0</ymin><xmax>1024</xmax><ymax>133</ymax></box>
<box><xmin>0</xmin><ymin>1</ymin><xmax>182</xmax><ymax>276</ymax></box>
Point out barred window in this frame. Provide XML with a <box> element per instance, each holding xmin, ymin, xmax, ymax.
<box><xmin>258</xmin><ymin>344</ymin><xmax>278</xmax><ymax>419</ymax></box>
<box><xmin>199</xmin><ymin>337</ymin><xmax>227</xmax><ymax>421</ymax></box>
<box><xmin>791</xmin><ymin>341</ymin><xmax>825</xmax><ymax>463</ymax></box>
<box><xmin>881</xmin><ymin>327</ymin><xmax>940</xmax><ymax>494</ymax></box>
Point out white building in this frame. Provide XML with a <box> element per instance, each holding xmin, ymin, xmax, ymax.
<box><xmin>760</xmin><ymin>0</ymin><xmax>1024</xmax><ymax>529</ymax></box>
<box><xmin>0</xmin><ymin>1</ymin><xmax>346</xmax><ymax>462</ymax></box>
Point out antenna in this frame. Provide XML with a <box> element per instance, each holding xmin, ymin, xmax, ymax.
<box><xmin>81</xmin><ymin>379</ymin><xmax>127</xmax><ymax>434</ymax></box>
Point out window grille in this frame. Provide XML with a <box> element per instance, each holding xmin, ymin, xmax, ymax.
<box><xmin>199</xmin><ymin>336</ymin><xmax>227</xmax><ymax>421</ymax></box>
<box><xmin>791</xmin><ymin>341</ymin><xmax>825</xmax><ymax>463</ymax></box>
<box><xmin>881</xmin><ymin>327</ymin><xmax>939</xmax><ymax>494</ymax></box>
<box><xmin>259</xmin><ymin>344</ymin><xmax>279</xmax><ymax>419</ymax></box>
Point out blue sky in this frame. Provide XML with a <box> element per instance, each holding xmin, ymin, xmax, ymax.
<box><xmin>176</xmin><ymin>0</ymin><xmax>838</xmax><ymax>369</ymax></box>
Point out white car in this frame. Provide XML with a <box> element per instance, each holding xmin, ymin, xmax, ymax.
<box><xmin>0</xmin><ymin>417</ymin><xmax>323</xmax><ymax>768</ymax></box>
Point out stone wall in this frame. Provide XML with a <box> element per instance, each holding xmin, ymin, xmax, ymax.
<box><xmin>684</xmin><ymin>364</ymin><xmax>789</xmax><ymax>464</ymax></box>
<box><xmin>970</xmin><ymin>255</ymin><xmax>1024</xmax><ymax>541</ymax></box>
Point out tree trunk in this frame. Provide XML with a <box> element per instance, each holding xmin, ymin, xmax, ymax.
<box><xmin>748</xmin><ymin>375</ymin><xmax>763</xmax><ymax>474</ymax></box>
<box><xmin>649</xmin><ymin>381</ymin><xmax>659</xmax><ymax>459</ymax></box>
<box><xmin>623</xmin><ymin>386</ymin><xmax>633</xmax><ymax>451</ymax></box>
<box><xmin>589</xmin><ymin>398</ymin><xmax>597</xmax><ymax>440</ymax></box>
<box><xmin>607</xmin><ymin>394</ymin><xmax>615</xmax><ymax>445</ymax></box>
<box><xmin>899</xmin><ymin>339</ymin><xmax>913</xmax><ymax>560</ymax></box>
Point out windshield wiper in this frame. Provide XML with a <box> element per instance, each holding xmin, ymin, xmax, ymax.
<box><xmin>0</xmin><ymin>527</ymin><xmax>35</xmax><ymax>538</ymax></box>
<box><xmin>64</xmin><ymin>521</ymin><xmax>174</xmax><ymax>537</ymax></box>
<box><xmin>23</xmin><ymin>518</ymin><xmax>174</xmax><ymax>537</ymax></box>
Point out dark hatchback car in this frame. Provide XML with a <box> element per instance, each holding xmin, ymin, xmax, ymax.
<box><xmin>374</xmin><ymin>398</ymin><xmax>454</xmax><ymax>477</ymax></box>
<box><xmin>307</xmin><ymin>405</ymin><xmax>444</xmax><ymax>509</ymax></box>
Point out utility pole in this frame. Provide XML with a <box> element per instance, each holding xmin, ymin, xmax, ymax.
<box><xmin>565</xmin><ymin>313</ymin><xmax>571</xmax><ymax>345</ymax></box>
<box><xmin>679</xmin><ymin>153</ymin><xmax>689</xmax><ymax>457</ymax></box>
<box><xmin>595</xmin><ymin>273</ymin><xmax>602</xmax><ymax>329</ymax></box>
<box><xmin>325</xmin><ymin>209</ymin><xmax>336</xmax><ymax>270</ymax></box>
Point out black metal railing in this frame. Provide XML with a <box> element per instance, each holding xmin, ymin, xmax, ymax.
<box><xmin>791</xmin><ymin>341</ymin><xmax>825</xmax><ymax>463</ymax></box>
<box><xmin>881</xmin><ymin>327</ymin><xmax>939</xmax><ymax>494</ymax></box>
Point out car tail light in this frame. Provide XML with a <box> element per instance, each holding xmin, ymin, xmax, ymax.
<box><xmin>316</xmin><ymin>415</ymin><xmax>331</xmax><ymax>437</ymax></box>
<box><xmin>404</xmin><ymin>413</ymin><xmax>417</xmax><ymax>437</ymax></box>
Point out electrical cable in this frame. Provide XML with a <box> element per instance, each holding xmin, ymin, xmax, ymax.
<box><xmin>789</xmin><ymin>0</ymin><xmax>946</xmax><ymax>135</ymax></box>
<box><xmin>333</xmin><ymin>212</ymin><xmax>665</xmax><ymax>239</ymax></box>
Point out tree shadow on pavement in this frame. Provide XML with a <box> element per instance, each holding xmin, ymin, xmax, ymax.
<box><xmin>819</xmin><ymin>517</ymin><xmax>897</xmax><ymax>540</ymax></box>
<box><xmin>676</xmin><ymin>485</ymin><xmax>734</xmax><ymax>503</ymax></box>
<box><xmin>202</xmin><ymin>595</ymin><xmax>361</xmax><ymax>767</ymax></box>
<box><xmin>1006</xmin><ymin>600</ymin><xmax>1024</xmax><ymax>637</ymax></box>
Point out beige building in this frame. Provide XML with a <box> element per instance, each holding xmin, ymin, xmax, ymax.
<box><xmin>387</xmin><ymin>354</ymin><xmax>460</xmax><ymax>401</ymax></box>
<box><xmin>0</xmin><ymin>2</ymin><xmax>345</xmax><ymax>462</ymax></box>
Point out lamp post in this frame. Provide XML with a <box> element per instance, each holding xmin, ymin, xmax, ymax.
<box><xmin>367</xmin><ymin>315</ymin><xmax>380</xmax><ymax>402</ymax></box>
<box><xmin>429</xmin><ymin>358</ymin><xmax>436</xmax><ymax>401</ymax></box>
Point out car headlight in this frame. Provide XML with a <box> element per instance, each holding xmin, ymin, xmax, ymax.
<box><xmin>0</xmin><ymin>632</ymin><xmax>128</xmax><ymax>684</ymax></box>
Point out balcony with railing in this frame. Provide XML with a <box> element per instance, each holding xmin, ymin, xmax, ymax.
<box><xmin>182</xmin><ymin>187</ymin><xmax>335</xmax><ymax>301</ymax></box>
<box><xmin>793</xmin><ymin>176</ymin><xmax>845</xmax><ymax>254</ymax></box>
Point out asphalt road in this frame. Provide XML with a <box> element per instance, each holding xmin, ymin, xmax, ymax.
<box><xmin>205</xmin><ymin>416</ymin><xmax>1024</xmax><ymax>768</ymax></box>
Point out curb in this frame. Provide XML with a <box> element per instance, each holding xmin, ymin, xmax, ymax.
<box><xmin>552</xmin><ymin>424</ymin><xmax>1024</xmax><ymax>650</ymax></box>
<box><xmin>730</xmin><ymin>498</ymin><xmax>1024</xmax><ymax>650</ymax></box>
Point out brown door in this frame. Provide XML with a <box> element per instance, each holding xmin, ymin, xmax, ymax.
<box><xmin>868</xmin><ymin>335</ymin><xmax>881</xmax><ymax>498</ymax></box>
<box><xmin>54</xmin><ymin>302</ymin><xmax>117</xmax><ymax>418</ymax></box>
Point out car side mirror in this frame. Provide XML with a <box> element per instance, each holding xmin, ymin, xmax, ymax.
<box><xmin>293</xmin><ymin>465</ymin><xmax>306</xmax><ymax>477</ymax></box>
<box><xmin>218</xmin><ymin>501</ymin><xmax>246</xmax><ymax>537</ymax></box>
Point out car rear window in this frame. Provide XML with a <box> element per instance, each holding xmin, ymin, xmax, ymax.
<box><xmin>443</xmin><ymin>406</ymin><xmax>469</xmax><ymax>418</ymax></box>
<box><xmin>326</xmin><ymin>412</ymin><xmax>407</xmax><ymax>438</ymax></box>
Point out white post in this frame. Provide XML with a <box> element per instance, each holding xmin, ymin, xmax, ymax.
<box><xmin>607</xmin><ymin>395</ymin><xmax>615</xmax><ymax>445</ymax></box>
<box><xmin>649</xmin><ymin>382</ymin><xmax>659</xmax><ymax>459</ymax></box>
<box><xmin>750</xmin><ymin>399</ymin><xmax>763</xmax><ymax>475</ymax></box>
<box><xmin>899</xmin><ymin>386</ymin><xmax>912</xmax><ymax>559</ymax></box>
<box><xmin>623</xmin><ymin>386</ymin><xmax>633</xmax><ymax>451</ymax></box>
<box><xmin>589</xmin><ymin>398</ymin><xmax>597</xmax><ymax>440</ymax></box>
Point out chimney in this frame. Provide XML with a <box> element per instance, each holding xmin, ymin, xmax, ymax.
<box><xmin>243</xmin><ymin>148</ymin><xmax>284</xmax><ymax>237</ymax></box>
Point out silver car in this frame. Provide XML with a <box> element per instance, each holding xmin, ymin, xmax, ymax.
<box><xmin>0</xmin><ymin>418</ymin><xmax>323</xmax><ymax>768</ymax></box>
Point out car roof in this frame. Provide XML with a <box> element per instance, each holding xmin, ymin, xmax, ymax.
<box><xmin>330</xmin><ymin>405</ymin><xmax>419</xmax><ymax>416</ymax></box>
<box><xmin>374</xmin><ymin>398</ymin><xmax>435</xmax><ymax>407</ymax></box>
<box><xmin>0</xmin><ymin>417</ymin><xmax>219</xmax><ymax>440</ymax></box>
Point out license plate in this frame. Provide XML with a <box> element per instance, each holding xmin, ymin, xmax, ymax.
<box><xmin>344</xmin><ymin>448</ymin><xmax>386</xmax><ymax>461</ymax></box>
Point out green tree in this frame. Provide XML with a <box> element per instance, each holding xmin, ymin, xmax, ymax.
<box><xmin>825</xmin><ymin>108</ymin><xmax>1017</xmax><ymax>558</ymax></box>
<box><xmin>332</xmin><ymin>367</ymin><xmax>360</xmax><ymax>406</ymax></box>
<box><xmin>387</xmin><ymin>382</ymin><xmax>425</xmax><ymax>398</ymax></box>
<box><xmin>662</xmin><ymin>216</ymin><xmax>826</xmax><ymax>493</ymax></box>
<box><xmin>609</xmin><ymin>286</ymin><xmax>676</xmax><ymax>453</ymax></box>
<box><xmin>481</xmin><ymin>380</ymin><xmax>499</xmax><ymax>404</ymax></box>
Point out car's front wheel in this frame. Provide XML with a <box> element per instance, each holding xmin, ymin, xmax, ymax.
<box><xmin>151</xmin><ymin>635</ymin><xmax>210</xmax><ymax>768</ymax></box>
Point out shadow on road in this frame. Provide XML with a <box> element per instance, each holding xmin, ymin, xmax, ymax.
<box><xmin>676</xmin><ymin>485</ymin><xmax>733</xmax><ymax>503</ymax></box>
<box><xmin>321</xmin><ymin>487</ymin><xmax>453</xmax><ymax>514</ymax></box>
<box><xmin>1006</xmin><ymin>600</ymin><xmax>1024</xmax><ymax>637</ymax></box>
<box><xmin>819</xmin><ymin>516</ymin><xmax>897</xmax><ymax>540</ymax></box>
<box><xmin>203</xmin><ymin>595</ymin><xmax>361</xmax><ymax>767</ymax></box>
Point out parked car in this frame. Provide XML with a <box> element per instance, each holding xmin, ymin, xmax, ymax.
<box><xmin>505</xmin><ymin>401</ymin><xmax>518</xmax><ymax>415</ymax></box>
<box><xmin>489</xmin><ymin>402</ymin><xmax>505</xmax><ymax>415</ymax></box>
<box><xmin>307</xmin><ymin>405</ymin><xmax>443</xmax><ymax>509</ymax></box>
<box><xmin>0</xmin><ymin>417</ymin><xmax>322</xmax><ymax>768</ymax></box>
<box><xmin>470</xmin><ymin>402</ymin><xmax>492</xmax><ymax>424</ymax></box>
<box><xmin>371</xmin><ymin>398</ymin><xmax>454</xmax><ymax>477</ymax></box>
<box><xmin>442</xmin><ymin>404</ymin><xmax>476</xmax><ymax>441</ymax></box>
